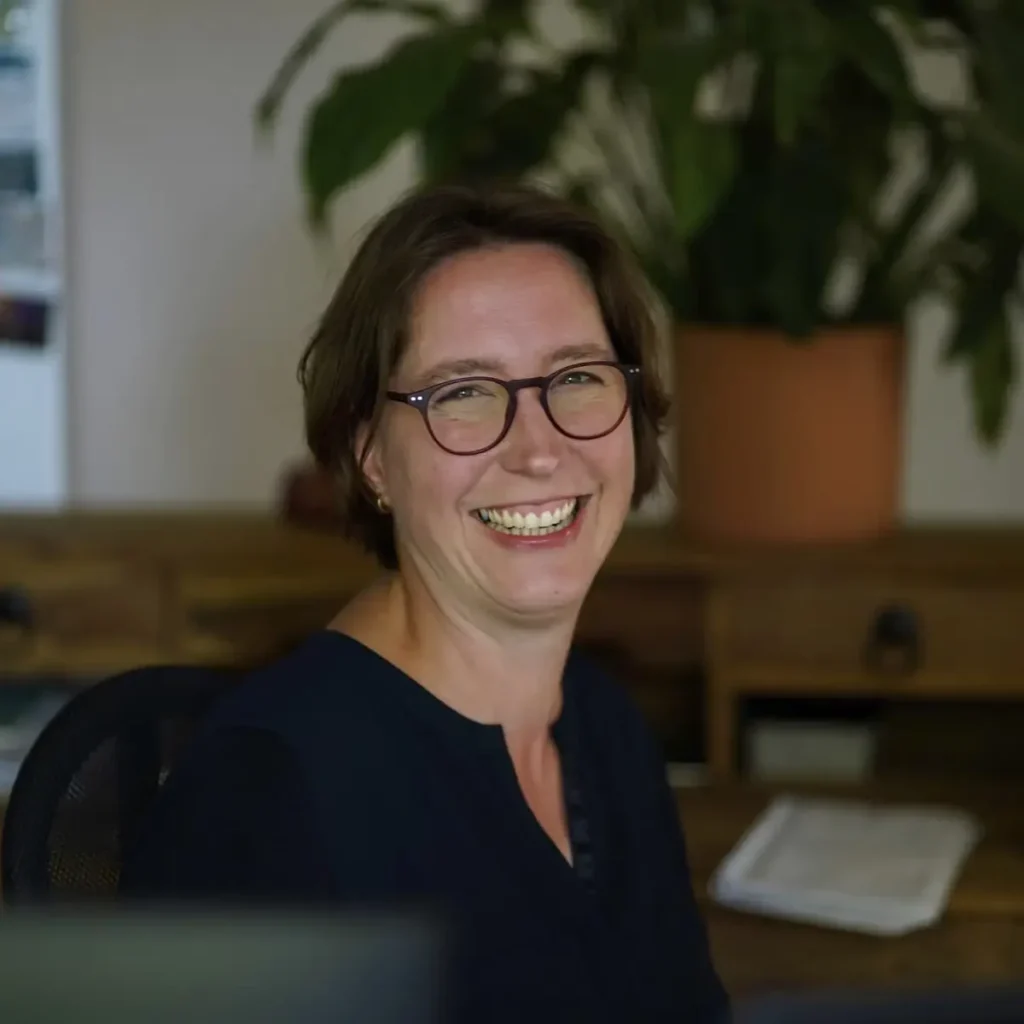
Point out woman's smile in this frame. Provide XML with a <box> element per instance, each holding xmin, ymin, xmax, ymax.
<box><xmin>472</xmin><ymin>495</ymin><xmax>591</xmax><ymax>547</ymax></box>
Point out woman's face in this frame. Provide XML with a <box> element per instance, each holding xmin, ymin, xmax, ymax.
<box><xmin>361</xmin><ymin>243</ymin><xmax>636</xmax><ymax>622</ymax></box>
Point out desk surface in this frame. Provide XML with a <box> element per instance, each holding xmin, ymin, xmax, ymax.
<box><xmin>678</xmin><ymin>782</ymin><xmax>1024</xmax><ymax>994</ymax></box>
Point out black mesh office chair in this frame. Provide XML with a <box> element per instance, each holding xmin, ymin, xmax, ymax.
<box><xmin>1</xmin><ymin>665</ymin><xmax>238</xmax><ymax>905</ymax></box>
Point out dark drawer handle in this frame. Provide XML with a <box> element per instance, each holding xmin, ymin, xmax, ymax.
<box><xmin>864</xmin><ymin>602</ymin><xmax>920</xmax><ymax>676</ymax></box>
<box><xmin>0</xmin><ymin>585</ymin><xmax>35</xmax><ymax>633</ymax></box>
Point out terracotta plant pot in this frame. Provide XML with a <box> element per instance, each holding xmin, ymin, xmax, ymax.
<box><xmin>674</xmin><ymin>325</ymin><xmax>905</xmax><ymax>543</ymax></box>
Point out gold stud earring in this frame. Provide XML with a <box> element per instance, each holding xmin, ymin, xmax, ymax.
<box><xmin>375</xmin><ymin>494</ymin><xmax>390</xmax><ymax>515</ymax></box>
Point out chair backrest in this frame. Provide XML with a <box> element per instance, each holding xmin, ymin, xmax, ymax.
<box><xmin>1</xmin><ymin>665</ymin><xmax>238</xmax><ymax>906</ymax></box>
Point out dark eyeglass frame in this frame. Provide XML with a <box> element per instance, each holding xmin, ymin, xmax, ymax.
<box><xmin>386</xmin><ymin>360</ymin><xmax>641</xmax><ymax>456</ymax></box>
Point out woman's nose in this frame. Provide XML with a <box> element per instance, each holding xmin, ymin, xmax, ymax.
<box><xmin>498</xmin><ymin>390</ymin><xmax>562</xmax><ymax>475</ymax></box>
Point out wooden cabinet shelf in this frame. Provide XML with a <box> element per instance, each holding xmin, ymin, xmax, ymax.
<box><xmin>5</xmin><ymin>514</ymin><xmax>1024</xmax><ymax>779</ymax></box>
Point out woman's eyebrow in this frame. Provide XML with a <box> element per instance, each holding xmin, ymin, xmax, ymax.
<box><xmin>547</xmin><ymin>342</ymin><xmax>614</xmax><ymax>365</ymax></box>
<box><xmin>411</xmin><ymin>342</ymin><xmax>612</xmax><ymax>389</ymax></box>
<box><xmin>412</xmin><ymin>357</ymin><xmax>506</xmax><ymax>389</ymax></box>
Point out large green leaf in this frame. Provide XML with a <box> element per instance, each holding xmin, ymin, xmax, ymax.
<box><xmin>662</xmin><ymin>119</ymin><xmax>737</xmax><ymax>240</ymax></box>
<box><xmin>943</xmin><ymin>231</ymin><xmax>1021</xmax><ymax>359</ymax></box>
<box><xmin>419</xmin><ymin>57</ymin><xmax>506</xmax><ymax>182</ymax></box>
<box><xmin>302</xmin><ymin>28</ymin><xmax>475</xmax><ymax>225</ymax></box>
<box><xmin>479</xmin><ymin>0</ymin><xmax>531</xmax><ymax>40</ymax></box>
<box><xmin>437</xmin><ymin>50</ymin><xmax>602</xmax><ymax>182</ymax></box>
<box><xmin>959</xmin><ymin>111</ymin><xmax>1024</xmax><ymax>234</ymax></box>
<box><xmin>773</xmin><ymin>52</ymin><xmax>834</xmax><ymax>146</ymax></box>
<box><xmin>759</xmin><ymin>139</ymin><xmax>848</xmax><ymax>337</ymax></box>
<box><xmin>685</xmin><ymin>161</ymin><xmax>772</xmax><ymax>325</ymax></box>
<box><xmin>858</xmin><ymin>133</ymin><xmax>957</xmax><ymax>317</ymax></box>
<box><xmin>255</xmin><ymin>0</ymin><xmax>451</xmax><ymax>131</ymax></box>
<box><xmin>820</xmin><ymin>67</ymin><xmax>893</xmax><ymax>224</ymax></box>
<box><xmin>957</xmin><ymin>6</ymin><xmax>1024</xmax><ymax>245</ymax></box>
<box><xmin>636</xmin><ymin>34</ymin><xmax>720</xmax><ymax>112</ymax></box>
<box><xmin>768</xmin><ymin>3</ymin><xmax>835</xmax><ymax>145</ymax></box>
<box><xmin>968</xmin><ymin>307</ymin><xmax>1017</xmax><ymax>446</ymax></box>
<box><xmin>826</xmin><ymin>6</ymin><xmax>916</xmax><ymax>114</ymax></box>
<box><xmin>637</xmin><ymin>35</ymin><xmax>736</xmax><ymax>240</ymax></box>
<box><xmin>968</xmin><ymin>4</ymin><xmax>1024</xmax><ymax>135</ymax></box>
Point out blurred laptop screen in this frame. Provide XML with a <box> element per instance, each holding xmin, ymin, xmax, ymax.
<box><xmin>0</xmin><ymin>909</ymin><xmax>446</xmax><ymax>1024</ymax></box>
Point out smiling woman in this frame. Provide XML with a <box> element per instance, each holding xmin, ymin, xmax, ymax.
<box><xmin>301</xmin><ymin>183</ymin><xmax>669</xmax><ymax>573</ymax></box>
<box><xmin>119</xmin><ymin>182</ymin><xmax>729</xmax><ymax>1024</ymax></box>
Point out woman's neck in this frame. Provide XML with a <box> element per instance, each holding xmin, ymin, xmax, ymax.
<box><xmin>333</xmin><ymin>571</ymin><xmax>577</xmax><ymax>737</ymax></box>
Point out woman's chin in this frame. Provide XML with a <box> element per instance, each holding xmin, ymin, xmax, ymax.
<box><xmin>485</xmin><ymin>568</ymin><xmax>594</xmax><ymax>622</ymax></box>
<box><xmin>464</xmin><ymin>500</ymin><xmax>624</xmax><ymax>621</ymax></box>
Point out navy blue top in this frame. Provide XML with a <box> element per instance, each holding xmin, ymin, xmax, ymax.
<box><xmin>120</xmin><ymin>631</ymin><xmax>729</xmax><ymax>1023</ymax></box>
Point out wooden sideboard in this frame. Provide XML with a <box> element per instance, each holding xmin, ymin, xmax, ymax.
<box><xmin>4</xmin><ymin>514</ymin><xmax>1024</xmax><ymax>778</ymax></box>
<box><xmin>0</xmin><ymin>512</ymin><xmax>705</xmax><ymax>676</ymax></box>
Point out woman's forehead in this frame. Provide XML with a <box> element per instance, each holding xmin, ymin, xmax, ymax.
<box><xmin>400</xmin><ymin>245</ymin><xmax>609</xmax><ymax>382</ymax></box>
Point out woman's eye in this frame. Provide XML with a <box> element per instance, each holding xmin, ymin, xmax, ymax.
<box><xmin>435</xmin><ymin>384</ymin><xmax>483</xmax><ymax>404</ymax></box>
<box><xmin>558</xmin><ymin>372</ymin><xmax>597</xmax><ymax>386</ymax></box>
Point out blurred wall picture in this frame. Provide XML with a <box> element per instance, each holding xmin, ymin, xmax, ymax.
<box><xmin>1</xmin><ymin>0</ymin><xmax>46</xmax><ymax>276</ymax></box>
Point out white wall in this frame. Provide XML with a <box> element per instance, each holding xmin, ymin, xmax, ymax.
<box><xmin>904</xmin><ymin>304</ymin><xmax>1024</xmax><ymax>521</ymax></box>
<box><xmin>50</xmin><ymin>1</ymin><xmax>1024</xmax><ymax>515</ymax></box>
<box><xmin>64</xmin><ymin>0</ymin><xmax>415</xmax><ymax>507</ymax></box>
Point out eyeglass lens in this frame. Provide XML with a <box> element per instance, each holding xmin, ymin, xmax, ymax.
<box><xmin>426</xmin><ymin>362</ymin><xmax>629</xmax><ymax>454</ymax></box>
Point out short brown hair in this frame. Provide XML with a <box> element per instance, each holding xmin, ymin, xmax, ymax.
<box><xmin>299</xmin><ymin>181</ymin><xmax>670</xmax><ymax>569</ymax></box>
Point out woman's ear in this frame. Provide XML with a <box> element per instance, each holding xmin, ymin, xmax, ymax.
<box><xmin>355</xmin><ymin>421</ymin><xmax>388</xmax><ymax>505</ymax></box>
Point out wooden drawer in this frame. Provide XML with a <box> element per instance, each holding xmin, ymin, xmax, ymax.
<box><xmin>715</xmin><ymin>574</ymin><xmax>1024</xmax><ymax>694</ymax></box>
<box><xmin>0</xmin><ymin>553</ymin><xmax>165</xmax><ymax>677</ymax></box>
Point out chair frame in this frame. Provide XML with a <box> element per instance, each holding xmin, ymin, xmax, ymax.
<box><xmin>1</xmin><ymin>665</ymin><xmax>236</xmax><ymax>905</ymax></box>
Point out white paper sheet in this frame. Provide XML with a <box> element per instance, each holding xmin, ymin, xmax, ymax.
<box><xmin>710</xmin><ymin>796</ymin><xmax>981</xmax><ymax>936</ymax></box>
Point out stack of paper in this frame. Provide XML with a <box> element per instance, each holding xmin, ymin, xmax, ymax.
<box><xmin>710</xmin><ymin>795</ymin><xmax>981</xmax><ymax>936</ymax></box>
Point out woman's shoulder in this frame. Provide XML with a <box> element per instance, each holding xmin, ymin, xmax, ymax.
<box><xmin>565</xmin><ymin>647</ymin><xmax>664</xmax><ymax>763</ymax></box>
<box><xmin>566</xmin><ymin>646</ymin><xmax>648</xmax><ymax>730</ymax></box>
<box><xmin>121</xmin><ymin>632</ymin><xmax>387</xmax><ymax>902</ymax></box>
<box><xmin>204</xmin><ymin>629</ymin><xmax>397</xmax><ymax>742</ymax></box>
<box><xmin>119</xmin><ymin>721</ymin><xmax>335</xmax><ymax>902</ymax></box>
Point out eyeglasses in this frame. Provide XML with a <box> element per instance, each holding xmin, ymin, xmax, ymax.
<box><xmin>387</xmin><ymin>360</ymin><xmax>641</xmax><ymax>456</ymax></box>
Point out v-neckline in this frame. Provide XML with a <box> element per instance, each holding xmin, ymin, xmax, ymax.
<box><xmin>311</xmin><ymin>630</ymin><xmax>593</xmax><ymax>890</ymax></box>
<box><xmin>493</xmin><ymin>728</ymin><xmax>575</xmax><ymax>870</ymax></box>
<box><xmin>489</xmin><ymin>671</ymin><xmax>598</xmax><ymax>889</ymax></box>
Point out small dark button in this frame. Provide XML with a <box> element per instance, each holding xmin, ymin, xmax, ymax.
<box><xmin>574</xmin><ymin>851</ymin><xmax>596</xmax><ymax>879</ymax></box>
<box><xmin>570</xmin><ymin>816</ymin><xmax>591</xmax><ymax>845</ymax></box>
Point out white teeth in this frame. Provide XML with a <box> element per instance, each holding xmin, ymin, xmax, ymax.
<box><xmin>474</xmin><ymin>498</ymin><xmax>580</xmax><ymax>536</ymax></box>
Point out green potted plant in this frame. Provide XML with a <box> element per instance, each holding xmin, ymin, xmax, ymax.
<box><xmin>258</xmin><ymin>0</ymin><xmax>1024</xmax><ymax>542</ymax></box>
